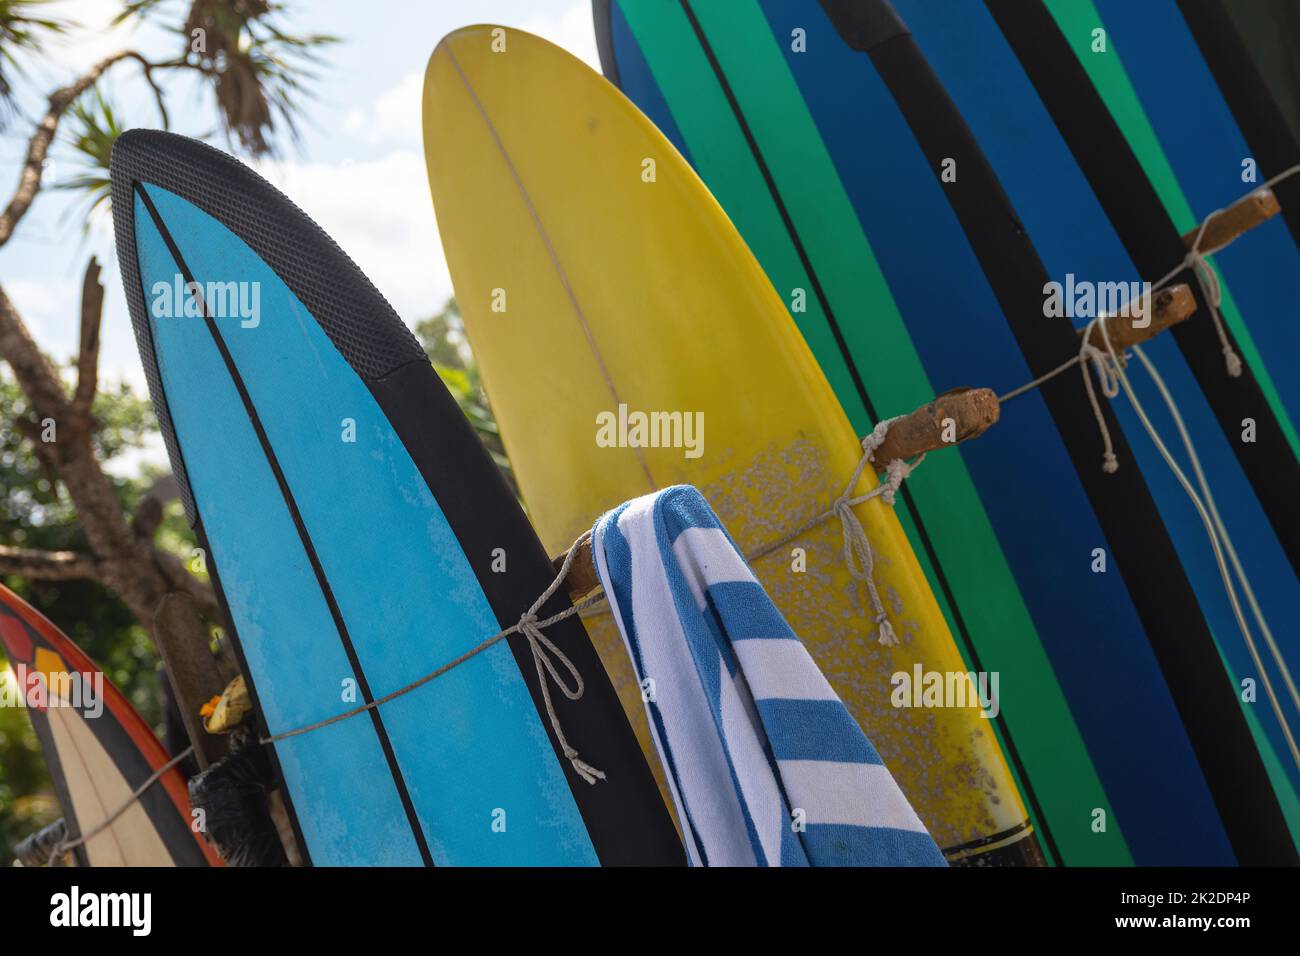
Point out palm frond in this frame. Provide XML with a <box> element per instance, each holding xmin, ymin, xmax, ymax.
<box><xmin>112</xmin><ymin>0</ymin><xmax>170</xmax><ymax>25</ymax></box>
<box><xmin>0</xmin><ymin>0</ymin><xmax>68</xmax><ymax>125</ymax></box>
<box><xmin>55</xmin><ymin>89</ymin><xmax>127</xmax><ymax>223</ymax></box>
<box><xmin>183</xmin><ymin>0</ymin><xmax>337</xmax><ymax>156</ymax></box>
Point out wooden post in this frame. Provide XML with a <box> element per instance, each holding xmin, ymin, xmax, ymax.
<box><xmin>152</xmin><ymin>593</ymin><xmax>229</xmax><ymax>769</ymax></box>
<box><xmin>551</xmin><ymin>387</ymin><xmax>1003</xmax><ymax>602</ymax></box>
<box><xmin>1079</xmin><ymin>282</ymin><xmax>1196</xmax><ymax>353</ymax></box>
<box><xmin>1182</xmin><ymin>187</ymin><xmax>1280</xmax><ymax>255</ymax></box>
<box><xmin>871</xmin><ymin>386</ymin><xmax>999</xmax><ymax>465</ymax></box>
<box><xmin>557</xmin><ymin>542</ymin><xmax>602</xmax><ymax>602</ymax></box>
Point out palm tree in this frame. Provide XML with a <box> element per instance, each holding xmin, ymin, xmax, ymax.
<box><xmin>0</xmin><ymin>0</ymin><xmax>340</xmax><ymax>866</ymax></box>
<box><xmin>0</xmin><ymin>0</ymin><xmax>67</xmax><ymax>126</ymax></box>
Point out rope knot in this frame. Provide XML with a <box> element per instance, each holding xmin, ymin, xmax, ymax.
<box><xmin>1183</xmin><ymin>246</ymin><xmax>1243</xmax><ymax>381</ymax></box>
<box><xmin>874</xmin><ymin>611</ymin><xmax>899</xmax><ymax>648</ymax></box>
<box><xmin>831</xmin><ymin>492</ymin><xmax>854</xmax><ymax>520</ymax></box>
<box><xmin>1079</xmin><ymin>323</ymin><xmax>1123</xmax><ymax>474</ymax></box>
<box><xmin>516</xmin><ymin>535</ymin><xmax>607</xmax><ymax>786</ymax></box>
<box><xmin>832</xmin><ymin>427</ymin><xmax>913</xmax><ymax>651</ymax></box>
<box><xmin>1185</xmin><ymin>251</ymin><xmax>1222</xmax><ymax>307</ymax></box>
<box><xmin>1223</xmin><ymin>346</ymin><xmax>1243</xmax><ymax>378</ymax></box>
<box><xmin>860</xmin><ymin>417</ymin><xmax>894</xmax><ymax>460</ymax></box>
<box><xmin>881</xmin><ymin>458</ymin><xmax>913</xmax><ymax>505</ymax></box>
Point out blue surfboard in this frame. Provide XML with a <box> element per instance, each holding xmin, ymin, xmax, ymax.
<box><xmin>895</xmin><ymin>0</ymin><xmax>1300</xmax><ymax>854</ymax></box>
<box><xmin>1053</xmin><ymin>0</ymin><xmax>1300</xmax><ymax>461</ymax></box>
<box><xmin>109</xmin><ymin>130</ymin><xmax>683</xmax><ymax>866</ymax></box>
<box><xmin>596</xmin><ymin>0</ymin><xmax>1298</xmax><ymax>865</ymax></box>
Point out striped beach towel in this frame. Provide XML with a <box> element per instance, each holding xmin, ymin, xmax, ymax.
<box><xmin>591</xmin><ymin>486</ymin><xmax>945</xmax><ymax>867</ymax></box>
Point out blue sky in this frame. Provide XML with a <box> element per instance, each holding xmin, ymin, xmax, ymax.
<box><xmin>0</xmin><ymin>0</ymin><xmax>599</xmax><ymax>468</ymax></box>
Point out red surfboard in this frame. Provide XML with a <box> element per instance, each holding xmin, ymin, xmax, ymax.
<box><xmin>0</xmin><ymin>583</ymin><xmax>218</xmax><ymax>866</ymax></box>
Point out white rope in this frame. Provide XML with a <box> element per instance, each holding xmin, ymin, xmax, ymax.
<box><xmin>516</xmin><ymin>535</ymin><xmax>607</xmax><ymax>784</ymax></box>
<box><xmin>1152</xmin><ymin>163</ymin><xmax>1300</xmax><ymax>379</ymax></box>
<box><xmin>1079</xmin><ymin>339</ymin><xmax>1121</xmax><ymax>474</ymax></box>
<box><xmin>47</xmin><ymin>745</ymin><xmax>195</xmax><ymax>865</ymax></box>
<box><xmin>999</xmin><ymin>351</ymin><xmax>1084</xmax><ymax>404</ymax></box>
<box><xmin>1002</xmin><ymin>164</ymin><xmax>1300</xmax><ymax>473</ymax></box>
<box><xmin>746</xmin><ymin>416</ymin><xmax>922</xmax><ymax>647</ymax></box>
<box><xmin>1129</xmin><ymin>343</ymin><xmax>1300</xmax><ymax>771</ymax></box>
<box><xmin>999</xmin><ymin>332</ymin><xmax>1120</xmax><ymax>474</ymax></box>
<box><xmin>994</xmin><ymin>168</ymin><xmax>1300</xmax><ymax>779</ymax></box>
<box><xmin>1089</xmin><ymin>318</ymin><xmax>1300</xmax><ymax>774</ymax></box>
<box><xmin>1000</xmin><ymin>329</ymin><xmax>1124</xmax><ymax>475</ymax></box>
<box><xmin>1154</xmin><ymin>209</ymin><xmax>1240</xmax><ymax>378</ymax></box>
<box><xmin>262</xmin><ymin>537</ymin><xmax>609</xmax><ymax>784</ymax></box>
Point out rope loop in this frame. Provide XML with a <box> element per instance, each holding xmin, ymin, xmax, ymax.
<box><xmin>516</xmin><ymin>532</ymin><xmax>605</xmax><ymax>784</ymax></box>
<box><xmin>1077</xmin><ymin>323</ymin><xmax>1122</xmax><ymax>474</ymax></box>
<box><xmin>829</xmin><ymin>420</ymin><xmax>912</xmax><ymax>647</ymax></box>
<box><xmin>1181</xmin><ymin>244</ymin><xmax>1241</xmax><ymax>378</ymax></box>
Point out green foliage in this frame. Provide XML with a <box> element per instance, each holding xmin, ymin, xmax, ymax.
<box><xmin>0</xmin><ymin>681</ymin><xmax>59</xmax><ymax>860</ymax></box>
<box><xmin>0</xmin><ymin>365</ymin><xmax>176</xmax><ymax>707</ymax></box>
<box><xmin>1</xmin><ymin>367</ymin><xmax>180</xmax><ymax>863</ymax></box>
<box><xmin>0</xmin><ymin>571</ymin><xmax>160</xmax><ymax>864</ymax></box>
<box><xmin>0</xmin><ymin>0</ymin><xmax>335</xmax><ymax>868</ymax></box>
<box><xmin>416</xmin><ymin>299</ymin><xmax>516</xmax><ymax>491</ymax></box>
<box><xmin>55</xmin><ymin>89</ymin><xmax>127</xmax><ymax>222</ymax></box>
<box><xmin>0</xmin><ymin>0</ymin><xmax>66</xmax><ymax>125</ymax></box>
<box><xmin>1</xmin><ymin>367</ymin><xmax>160</xmax><ymax>546</ymax></box>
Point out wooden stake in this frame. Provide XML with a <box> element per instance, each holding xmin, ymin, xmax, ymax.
<box><xmin>557</xmin><ymin>542</ymin><xmax>602</xmax><ymax>602</ymax></box>
<box><xmin>871</xmin><ymin>386</ymin><xmax>1000</xmax><ymax>465</ymax></box>
<box><xmin>1183</xmin><ymin>187</ymin><xmax>1280</xmax><ymax>255</ymax></box>
<box><xmin>551</xmin><ymin>387</ymin><xmax>1002</xmax><ymax>601</ymax></box>
<box><xmin>152</xmin><ymin>593</ymin><xmax>229</xmax><ymax>770</ymax></box>
<box><xmin>1079</xmin><ymin>282</ymin><xmax>1196</xmax><ymax>353</ymax></box>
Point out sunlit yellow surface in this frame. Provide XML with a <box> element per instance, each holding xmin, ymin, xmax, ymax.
<box><xmin>423</xmin><ymin>25</ymin><xmax>1029</xmax><ymax>853</ymax></box>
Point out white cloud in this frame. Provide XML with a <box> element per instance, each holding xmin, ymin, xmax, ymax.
<box><xmin>8</xmin><ymin>150</ymin><xmax>448</xmax><ymax>381</ymax></box>
<box><xmin>252</xmin><ymin>149</ymin><xmax>452</xmax><ymax>326</ymax></box>
<box><xmin>343</xmin><ymin>69</ymin><xmax>424</xmax><ymax>148</ymax></box>
<box><xmin>41</xmin><ymin>0</ymin><xmax>142</xmax><ymax>73</ymax></box>
<box><xmin>4</xmin><ymin>276</ymin><xmax>79</xmax><ymax>345</ymax></box>
<box><xmin>4</xmin><ymin>267</ymin><xmax>149</xmax><ymax>393</ymax></box>
<box><xmin>520</xmin><ymin>1</ymin><xmax>601</xmax><ymax>70</ymax></box>
<box><xmin>4</xmin><ymin>149</ymin><xmax>449</xmax><ymax>474</ymax></box>
<box><xmin>341</xmin><ymin>0</ymin><xmax>601</xmax><ymax>151</ymax></box>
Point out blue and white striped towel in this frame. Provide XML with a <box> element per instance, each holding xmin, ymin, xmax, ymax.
<box><xmin>591</xmin><ymin>486</ymin><xmax>945</xmax><ymax>867</ymax></box>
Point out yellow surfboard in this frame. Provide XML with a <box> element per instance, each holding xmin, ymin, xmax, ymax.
<box><xmin>423</xmin><ymin>25</ymin><xmax>1038</xmax><ymax>864</ymax></box>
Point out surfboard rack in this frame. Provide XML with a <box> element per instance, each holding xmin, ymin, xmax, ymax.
<box><xmin>1077</xmin><ymin>282</ymin><xmax>1196</xmax><ymax>353</ymax></box>
<box><xmin>1182</xmin><ymin>187</ymin><xmax>1280</xmax><ymax>255</ymax></box>
<box><xmin>552</xmin><ymin>386</ymin><xmax>1003</xmax><ymax>601</ymax></box>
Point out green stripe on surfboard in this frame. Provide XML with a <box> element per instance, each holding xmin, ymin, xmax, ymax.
<box><xmin>617</xmin><ymin>0</ymin><xmax>1127</xmax><ymax>864</ymax></box>
<box><xmin>1206</xmin><ymin>626</ymin><xmax>1300</xmax><ymax>847</ymax></box>
<box><xmin>1044</xmin><ymin>0</ymin><xmax>1300</xmax><ymax>850</ymax></box>
<box><xmin>1044</xmin><ymin>0</ymin><xmax>1300</xmax><ymax>459</ymax></box>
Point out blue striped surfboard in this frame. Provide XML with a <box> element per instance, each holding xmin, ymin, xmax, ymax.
<box><xmin>896</xmin><ymin>0</ymin><xmax>1300</xmax><ymax>855</ymax></box>
<box><xmin>109</xmin><ymin>130</ymin><xmax>682</xmax><ymax>866</ymax></box>
<box><xmin>596</xmin><ymin>0</ymin><xmax>1298</xmax><ymax>865</ymax></box>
